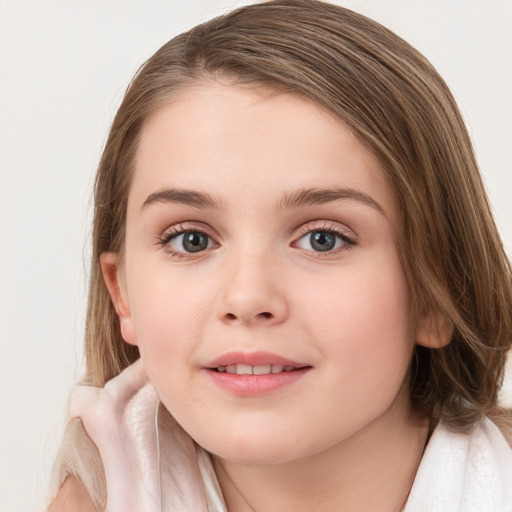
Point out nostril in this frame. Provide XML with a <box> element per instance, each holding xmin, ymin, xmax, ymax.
<box><xmin>223</xmin><ymin>311</ymin><xmax>274</xmax><ymax>322</ymax></box>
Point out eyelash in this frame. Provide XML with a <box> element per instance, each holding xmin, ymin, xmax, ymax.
<box><xmin>293</xmin><ymin>222</ymin><xmax>357</xmax><ymax>257</ymax></box>
<box><xmin>156</xmin><ymin>221</ymin><xmax>357</xmax><ymax>260</ymax></box>
<box><xmin>156</xmin><ymin>223</ymin><xmax>216</xmax><ymax>260</ymax></box>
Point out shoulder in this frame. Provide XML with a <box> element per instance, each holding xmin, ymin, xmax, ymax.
<box><xmin>47</xmin><ymin>477</ymin><xmax>97</xmax><ymax>512</ymax></box>
<box><xmin>404</xmin><ymin>418</ymin><xmax>512</xmax><ymax>511</ymax></box>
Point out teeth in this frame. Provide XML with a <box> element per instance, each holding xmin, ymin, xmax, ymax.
<box><xmin>236</xmin><ymin>364</ymin><xmax>253</xmax><ymax>375</ymax></box>
<box><xmin>219</xmin><ymin>364</ymin><xmax>293</xmax><ymax>375</ymax></box>
<box><xmin>253</xmin><ymin>365</ymin><xmax>271</xmax><ymax>375</ymax></box>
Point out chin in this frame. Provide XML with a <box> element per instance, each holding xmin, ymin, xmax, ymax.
<box><xmin>195</xmin><ymin>429</ymin><xmax>312</xmax><ymax>466</ymax></box>
<box><xmin>210</xmin><ymin>445</ymin><xmax>300</xmax><ymax>466</ymax></box>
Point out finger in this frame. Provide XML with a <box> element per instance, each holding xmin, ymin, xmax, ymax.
<box><xmin>103</xmin><ymin>357</ymin><xmax>149</xmax><ymax>402</ymax></box>
<box><xmin>68</xmin><ymin>385</ymin><xmax>101</xmax><ymax>420</ymax></box>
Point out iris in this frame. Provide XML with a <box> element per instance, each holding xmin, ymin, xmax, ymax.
<box><xmin>310</xmin><ymin>231</ymin><xmax>336</xmax><ymax>252</ymax></box>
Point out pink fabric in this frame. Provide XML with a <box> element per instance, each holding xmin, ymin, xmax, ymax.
<box><xmin>69</xmin><ymin>359</ymin><xmax>226</xmax><ymax>511</ymax></box>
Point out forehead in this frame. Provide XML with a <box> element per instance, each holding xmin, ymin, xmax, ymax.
<box><xmin>129</xmin><ymin>83</ymin><xmax>395</xmax><ymax>218</ymax></box>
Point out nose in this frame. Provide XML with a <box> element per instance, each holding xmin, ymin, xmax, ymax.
<box><xmin>216</xmin><ymin>250</ymin><xmax>288</xmax><ymax>326</ymax></box>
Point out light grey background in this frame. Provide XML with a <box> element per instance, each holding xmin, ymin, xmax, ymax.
<box><xmin>1</xmin><ymin>1</ymin><xmax>511</xmax><ymax>511</ymax></box>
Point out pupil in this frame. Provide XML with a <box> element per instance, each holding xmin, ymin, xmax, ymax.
<box><xmin>310</xmin><ymin>231</ymin><xmax>335</xmax><ymax>252</ymax></box>
<box><xmin>183</xmin><ymin>232</ymin><xmax>208</xmax><ymax>253</ymax></box>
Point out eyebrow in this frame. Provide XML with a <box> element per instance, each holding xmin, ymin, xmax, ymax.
<box><xmin>278</xmin><ymin>187</ymin><xmax>386</xmax><ymax>216</ymax></box>
<box><xmin>141</xmin><ymin>186</ymin><xmax>385</xmax><ymax>216</ymax></box>
<box><xmin>141</xmin><ymin>188</ymin><xmax>226</xmax><ymax>210</ymax></box>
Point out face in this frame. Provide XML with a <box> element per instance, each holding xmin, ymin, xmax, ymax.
<box><xmin>104</xmin><ymin>83</ymin><xmax>418</xmax><ymax>465</ymax></box>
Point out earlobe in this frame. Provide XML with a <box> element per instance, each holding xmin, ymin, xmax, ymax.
<box><xmin>100</xmin><ymin>252</ymin><xmax>138</xmax><ymax>346</ymax></box>
<box><xmin>415</xmin><ymin>311</ymin><xmax>453</xmax><ymax>349</ymax></box>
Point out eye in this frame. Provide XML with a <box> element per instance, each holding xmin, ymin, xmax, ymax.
<box><xmin>170</xmin><ymin>231</ymin><xmax>213</xmax><ymax>253</ymax></box>
<box><xmin>296</xmin><ymin>230</ymin><xmax>343</xmax><ymax>252</ymax></box>
<box><xmin>157</xmin><ymin>225</ymin><xmax>216</xmax><ymax>257</ymax></box>
<box><xmin>294</xmin><ymin>226</ymin><xmax>355</xmax><ymax>255</ymax></box>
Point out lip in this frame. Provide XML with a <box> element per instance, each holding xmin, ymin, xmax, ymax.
<box><xmin>202</xmin><ymin>351</ymin><xmax>311</xmax><ymax>396</ymax></box>
<box><xmin>204</xmin><ymin>350</ymin><xmax>307</xmax><ymax>369</ymax></box>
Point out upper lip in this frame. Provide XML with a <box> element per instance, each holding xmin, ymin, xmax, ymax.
<box><xmin>204</xmin><ymin>351</ymin><xmax>309</xmax><ymax>369</ymax></box>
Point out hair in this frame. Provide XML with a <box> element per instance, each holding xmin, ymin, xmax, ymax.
<box><xmin>87</xmin><ymin>0</ymin><xmax>511</xmax><ymax>431</ymax></box>
<box><xmin>48</xmin><ymin>1</ymin><xmax>512</xmax><ymax>507</ymax></box>
<box><xmin>47</xmin><ymin>0</ymin><xmax>512</xmax><ymax>508</ymax></box>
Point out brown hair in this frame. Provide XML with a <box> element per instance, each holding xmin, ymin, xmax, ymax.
<box><xmin>85</xmin><ymin>0</ymin><xmax>511</xmax><ymax>431</ymax></box>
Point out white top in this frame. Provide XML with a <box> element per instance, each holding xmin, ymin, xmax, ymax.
<box><xmin>404</xmin><ymin>417</ymin><xmax>512</xmax><ymax>511</ymax></box>
<box><xmin>50</xmin><ymin>360</ymin><xmax>512</xmax><ymax>511</ymax></box>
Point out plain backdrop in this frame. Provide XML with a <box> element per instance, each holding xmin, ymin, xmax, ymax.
<box><xmin>1</xmin><ymin>1</ymin><xmax>511</xmax><ymax>511</ymax></box>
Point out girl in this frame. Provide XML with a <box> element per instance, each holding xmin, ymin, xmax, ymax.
<box><xmin>48</xmin><ymin>1</ymin><xmax>512</xmax><ymax>510</ymax></box>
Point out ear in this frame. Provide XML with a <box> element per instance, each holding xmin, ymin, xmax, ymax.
<box><xmin>100</xmin><ymin>252</ymin><xmax>137</xmax><ymax>346</ymax></box>
<box><xmin>415</xmin><ymin>311</ymin><xmax>453</xmax><ymax>349</ymax></box>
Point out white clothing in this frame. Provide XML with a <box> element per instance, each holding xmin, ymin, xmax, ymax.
<box><xmin>404</xmin><ymin>417</ymin><xmax>512</xmax><ymax>511</ymax></box>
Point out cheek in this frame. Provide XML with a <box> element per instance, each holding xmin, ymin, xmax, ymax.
<box><xmin>127</xmin><ymin>265</ymin><xmax>213</xmax><ymax>373</ymax></box>
<box><xmin>299</xmin><ymin>255</ymin><xmax>412</xmax><ymax>371</ymax></box>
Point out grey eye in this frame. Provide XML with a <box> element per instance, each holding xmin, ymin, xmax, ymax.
<box><xmin>296</xmin><ymin>230</ymin><xmax>344</xmax><ymax>252</ymax></box>
<box><xmin>170</xmin><ymin>231</ymin><xmax>212</xmax><ymax>253</ymax></box>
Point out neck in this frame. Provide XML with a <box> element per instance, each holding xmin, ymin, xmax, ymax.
<box><xmin>212</xmin><ymin>396</ymin><xmax>429</xmax><ymax>512</ymax></box>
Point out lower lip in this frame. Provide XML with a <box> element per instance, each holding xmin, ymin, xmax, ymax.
<box><xmin>204</xmin><ymin>368</ymin><xmax>310</xmax><ymax>396</ymax></box>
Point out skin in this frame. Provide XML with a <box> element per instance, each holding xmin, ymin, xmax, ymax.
<box><xmin>101</xmin><ymin>83</ymin><xmax>447</xmax><ymax>511</ymax></box>
<box><xmin>48</xmin><ymin>477</ymin><xmax>96</xmax><ymax>512</ymax></box>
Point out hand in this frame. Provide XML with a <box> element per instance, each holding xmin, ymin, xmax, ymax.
<box><xmin>69</xmin><ymin>359</ymin><xmax>161</xmax><ymax>512</ymax></box>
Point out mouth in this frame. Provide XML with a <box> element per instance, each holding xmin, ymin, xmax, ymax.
<box><xmin>203</xmin><ymin>351</ymin><xmax>312</xmax><ymax>395</ymax></box>
<box><xmin>214</xmin><ymin>364</ymin><xmax>301</xmax><ymax>375</ymax></box>
<box><xmin>204</xmin><ymin>350</ymin><xmax>310</xmax><ymax>373</ymax></box>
